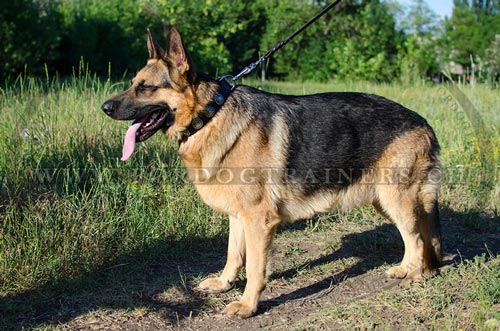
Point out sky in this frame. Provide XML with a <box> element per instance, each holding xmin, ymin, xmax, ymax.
<box><xmin>398</xmin><ymin>0</ymin><xmax>454</xmax><ymax>18</ymax></box>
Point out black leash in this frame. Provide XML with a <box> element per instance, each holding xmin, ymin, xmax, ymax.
<box><xmin>181</xmin><ymin>0</ymin><xmax>342</xmax><ymax>139</ymax></box>
<box><xmin>229</xmin><ymin>0</ymin><xmax>342</xmax><ymax>82</ymax></box>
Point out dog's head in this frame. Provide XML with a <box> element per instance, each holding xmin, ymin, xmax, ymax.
<box><xmin>101</xmin><ymin>28</ymin><xmax>198</xmax><ymax>160</ymax></box>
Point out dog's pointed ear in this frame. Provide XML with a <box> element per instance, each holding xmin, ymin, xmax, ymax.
<box><xmin>167</xmin><ymin>27</ymin><xmax>191</xmax><ymax>75</ymax></box>
<box><xmin>147</xmin><ymin>29</ymin><xmax>164</xmax><ymax>59</ymax></box>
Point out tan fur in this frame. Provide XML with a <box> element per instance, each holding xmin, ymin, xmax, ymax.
<box><xmin>188</xmin><ymin>104</ymin><xmax>441</xmax><ymax>316</ymax></box>
<box><xmin>103</xmin><ymin>28</ymin><xmax>442</xmax><ymax>318</ymax></box>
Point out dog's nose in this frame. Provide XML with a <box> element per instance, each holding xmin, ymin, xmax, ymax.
<box><xmin>101</xmin><ymin>100</ymin><xmax>117</xmax><ymax>115</ymax></box>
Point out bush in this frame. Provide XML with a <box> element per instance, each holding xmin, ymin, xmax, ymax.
<box><xmin>0</xmin><ymin>0</ymin><xmax>62</xmax><ymax>78</ymax></box>
<box><xmin>1</xmin><ymin>0</ymin><xmax>265</xmax><ymax>80</ymax></box>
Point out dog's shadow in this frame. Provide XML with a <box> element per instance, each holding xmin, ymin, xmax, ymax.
<box><xmin>1</xmin><ymin>208</ymin><xmax>498</xmax><ymax>330</ymax></box>
<box><xmin>257</xmin><ymin>207</ymin><xmax>500</xmax><ymax>314</ymax></box>
<box><xmin>258</xmin><ymin>221</ymin><xmax>403</xmax><ymax>313</ymax></box>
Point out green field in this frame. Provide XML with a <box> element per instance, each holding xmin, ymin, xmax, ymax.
<box><xmin>0</xmin><ymin>73</ymin><xmax>499</xmax><ymax>330</ymax></box>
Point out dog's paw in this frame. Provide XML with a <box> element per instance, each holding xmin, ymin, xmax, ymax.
<box><xmin>223</xmin><ymin>300</ymin><xmax>256</xmax><ymax>318</ymax></box>
<box><xmin>400</xmin><ymin>268</ymin><xmax>425</xmax><ymax>287</ymax></box>
<box><xmin>387</xmin><ymin>266</ymin><xmax>425</xmax><ymax>287</ymax></box>
<box><xmin>195</xmin><ymin>277</ymin><xmax>232</xmax><ymax>294</ymax></box>
<box><xmin>398</xmin><ymin>274</ymin><xmax>424</xmax><ymax>287</ymax></box>
<box><xmin>385</xmin><ymin>265</ymin><xmax>408</xmax><ymax>279</ymax></box>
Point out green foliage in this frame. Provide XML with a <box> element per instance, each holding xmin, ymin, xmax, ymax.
<box><xmin>394</xmin><ymin>0</ymin><xmax>440</xmax><ymax>84</ymax></box>
<box><xmin>152</xmin><ymin>0</ymin><xmax>266</xmax><ymax>76</ymax></box>
<box><xmin>0</xmin><ymin>0</ymin><xmax>61</xmax><ymax>78</ymax></box>
<box><xmin>54</xmin><ymin>0</ymin><xmax>264</xmax><ymax>77</ymax></box>
<box><xmin>1</xmin><ymin>0</ymin><xmax>500</xmax><ymax>83</ymax></box>
<box><xmin>55</xmin><ymin>0</ymin><xmax>153</xmax><ymax>76</ymax></box>
<box><xmin>398</xmin><ymin>34</ymin><xmax>439</xmax><ymax>84</ymax></box>
<box><xmin>260</xmin><ymin>0</ymin><xmax>401</xmax><ymax>81</ymax></box>
<box><xmin>485</xmin><ymin>35</ymin><xmax>500</xmax><ymax>82</ymax></box>
<box><xmin>402</xmin><ymin>0</ymin><xmax>439</xmax><ymax>36</ymax></box>
<box><xmin>442</xmin><ymin>0</ymin><xmax>500</xmax><ymax>82</ymax></box>
<box><xmin>0</xmin><ymin>0</ymin><xmax>265</xmax><ymax>79</ymax></box>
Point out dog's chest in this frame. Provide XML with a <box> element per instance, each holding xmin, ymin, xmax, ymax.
<box><xmin>194</xmin><ymin>183</ymin><xmax>243</xmax><ymax>216</ymax></box>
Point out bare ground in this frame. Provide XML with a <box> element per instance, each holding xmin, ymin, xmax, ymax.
<box><xmin>2</xmin><ymin>207</ymin><xmax>499</xmax><ymax>331</ymax></box>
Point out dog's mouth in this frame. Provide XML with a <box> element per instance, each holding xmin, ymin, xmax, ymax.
<box><xmin>122</xmin><ymin>109</ymin><xmax>172</xmax><ymax>161</ymax></box>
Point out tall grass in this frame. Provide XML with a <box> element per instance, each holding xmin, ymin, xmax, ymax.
<box><xmin>0</xmin><ymin>70</ymin><xmax>226</xmax><ymax>295</ymax></box>
<box><xmin>0</xmin><ymin>73</ymin><xmax>498</xmax><ymax>297</ymax></box>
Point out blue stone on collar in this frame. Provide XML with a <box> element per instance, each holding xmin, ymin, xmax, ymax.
<box><xmin>214</xmin><ymin>93</ymin><xmax>225</xmax><ymax>105</ymax></box>
<box><xmin>180</xmin><ymin>77</ymin><xmax>234</xmax><ymax>140</ymax></box>
<box><xmin>192</xmin><ymin>117</ymin><xmax>204</xmax><ymax>130</ymax></box>
<box><xmin>205</xmin><ymin>106</ymin><xmax>215</xmax><ymax>117</ymax></box>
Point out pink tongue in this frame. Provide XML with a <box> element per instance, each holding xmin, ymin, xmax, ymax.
<box><xmin>121</xmin><ymin>122</ymin><xmax>143</xmax><ymax>161</ymax></box>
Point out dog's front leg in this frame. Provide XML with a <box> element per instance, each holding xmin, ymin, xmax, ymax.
<box><xmin>224</xmin><ymin>212</ymin><xmax>279</xmax><ymax>318</ymax></box>
<box><xmin>196</xmin><ymin>215</ymin><xmax>245</xmax><ymax>293</ymax></box>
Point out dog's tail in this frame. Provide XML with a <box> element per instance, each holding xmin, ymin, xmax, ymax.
<box><xmin>418</xmin><ymin>153</ymin><xmax>442</xmax><ymax>274</ymax></box>
<box><xmin>423</xmin><ymin>199</ymin><xmax>442</xmax><ymax>272</ymax></box>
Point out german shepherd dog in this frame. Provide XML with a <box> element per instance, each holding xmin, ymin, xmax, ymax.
<box><xmin>102</xmin><ymin>28</ymin><xmax>442</xmax><ymax>318</ymax></box>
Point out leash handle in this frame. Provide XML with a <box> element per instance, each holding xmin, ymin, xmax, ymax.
<box><xmin>231</xmin><ymin>0</ymin><xmax>342</xmax><ymax>82</ymax></box>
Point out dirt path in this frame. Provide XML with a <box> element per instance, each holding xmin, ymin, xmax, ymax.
<box><xmin>182</xmin><ymin>272</ymin><xmax>400</xmax><ymax>331</ymax></box>
<box><xmin>65</xmin><ymin>272</ymin><xmax>400</xmax><ymax>331</ymax></box>
<box><xmin>1</xmin><ymin>208</ymin><xmax>498</xmax><ymax>331</ymax></box>
<box><xmin>57</xmin><ymin>210</ymin><xmax>500</xmax><ymax>331</ymax></box>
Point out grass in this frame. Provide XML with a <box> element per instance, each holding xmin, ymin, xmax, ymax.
<box><xmin>0</xmin><ymin>71</ymin><xmax>228</xmax><ymax>295</ymax></box>
<box><xmin>297</xmin><ymin>255</ymin><xmax>500</xmax><ymax>330</ymax></box>
<box><xmin>0</xmin><ymin>72</ymin><xmax>499</xmax><ymax>330</ymax></box>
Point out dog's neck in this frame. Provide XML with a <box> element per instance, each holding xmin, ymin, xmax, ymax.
<box><xmin>178</xmin><ymin>76</ymin><xmax>234</xmax><ymax>141</ymax></box>
<box><xmin>177</xmin><ymin>77</ymin><xmax>252</xmax><ymax>170</ymax></box>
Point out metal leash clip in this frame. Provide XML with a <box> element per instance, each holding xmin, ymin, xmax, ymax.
<box><xmin>216</xmin><ymin>75</ymin><xmax>236</xmax><ymax>91</ymax></box>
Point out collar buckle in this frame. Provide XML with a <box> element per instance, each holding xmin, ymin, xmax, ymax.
<box><xmin>180</xmin><ymin>76</ymin><xmax>235</xmax><ymax>141</ymax></box>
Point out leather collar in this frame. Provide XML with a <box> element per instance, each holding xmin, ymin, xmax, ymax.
<box><xmin>180</xmin><ymin>77</ymin><xmax>234</xmax><ymax>140</ymax></box>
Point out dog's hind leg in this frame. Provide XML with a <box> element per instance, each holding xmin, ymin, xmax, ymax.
<box><xmin>196</xmin><ymin>215</ymin><xmax>245</xmax><ymax>293</ymax></box>
<box><xmin>374</xmin><ymin>176</ymin><xmax>441</xmax><ymax>285</ymax></box>
<box><xmin>374</xmin><ymin>185</ymin><xmax>425</xmax><ymax>283</ymax></box>
<box><xmin>223</xmin><ymin>210</ymin><xmax>280</xmax><ymax>318</ymax></box>
<box><xmin>372</xmin><ymin>127</ymin><xmax>442</xmax><ymax>285</ymax></box>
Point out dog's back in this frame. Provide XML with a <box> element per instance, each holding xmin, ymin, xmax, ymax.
<box><xmin>235</xmin><ymin>87</ymin><xmax>436</xmax><ymax>190</ymax></box>
<box><xmin>102</xmin><ymin>28</ymin><xmax>442</xmax><ymax>318</ymax></box>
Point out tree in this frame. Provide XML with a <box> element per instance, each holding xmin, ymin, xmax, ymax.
<box><xmin>259</xmin><ymin>0</ymin><xmax>402</xmax><ymax>81</ymax></box>
<box><xmin>396</xmin><ymin>0</ymin><xmax>440</xmax><ymax>83</ymax></box>
<box><xmin>5</xmin><ymin>0</ymin><xmax>487</xmax><ymax>84</ymax></box>
<box><xmin>442</xmin><ymin>0</ymin><xmax>500</xmax><ymax>81</ymax></box>
<box><xmin>0</xmin><ymin>0</ymin><xmax>61</xmax><ymax>78</ymax></box>
<box><xmin>485</xmin><ymin>34</ymin><xmax>500</xmax><ymax>82</ymax></box>
<box><xmin>402</xmin><ymin>0</ymin><xmax>439</xmax><ymax>36</ymax></box>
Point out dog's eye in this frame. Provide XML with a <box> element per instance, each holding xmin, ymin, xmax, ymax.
<box><xmin>136</xmin><ymin>83</ymin><xmax>158</xmax><ymax>93</ymax></box>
